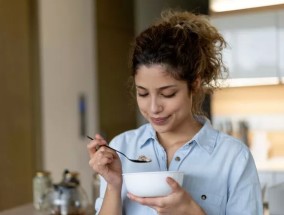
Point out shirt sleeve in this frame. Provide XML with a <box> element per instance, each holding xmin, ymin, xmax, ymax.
<box><xmin>226</xmin><ymin>146</ymin><xmax>263</xmax><ymax>214</ymax></box>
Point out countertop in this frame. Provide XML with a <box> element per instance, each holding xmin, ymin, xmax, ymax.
<box><xmin>0</xmin><ymin>203</ymin><xmax>269</xmax><ymax>215</ymax></box>
<box><xmin>0</xmin><ymin>204</ymin><xmax>46</xmax><ymax>215</ymax></box>
<box><xmin>0</xmin><ymin>203</ymin><xmax>95</xmax><ymax>215</ymax></box>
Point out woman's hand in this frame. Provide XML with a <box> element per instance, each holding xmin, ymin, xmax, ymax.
<box><xmin>127</xmin><ymin>177</ymin><xmax>205</xmax><ymax>215</ymax></box>
<box><xmin>87</xmin><ymin>134</ymin><xmax>122</xmax><ymax>188</ymax></box>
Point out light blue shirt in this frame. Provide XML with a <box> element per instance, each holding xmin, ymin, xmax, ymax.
<box><xmin>95</xmin><ymin>117</ymin><xmax>263</xmax><ymax>214</ymax></box>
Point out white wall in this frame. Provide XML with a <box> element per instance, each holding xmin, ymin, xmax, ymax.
<box><xmin>38</xmin><ymin>0</ymin><xmax>98</xmax><ymax>201</ymax></box>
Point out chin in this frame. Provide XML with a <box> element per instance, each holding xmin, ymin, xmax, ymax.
<box><xmin>151</xmin><ymin>124</ymin><xmax>172</xmax><ymax>133</ymax></box>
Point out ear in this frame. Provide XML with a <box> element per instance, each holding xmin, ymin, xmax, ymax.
<box><xmin>192</xmin><ymin>76</ymin><xmax>202</xmax><ymax>92</ymax></box>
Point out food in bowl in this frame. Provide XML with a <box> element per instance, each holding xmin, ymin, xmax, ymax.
<box><xmin>123</xmin><ymin>171</ymin><xmax>184</xmax><ymax>197</ymax></box>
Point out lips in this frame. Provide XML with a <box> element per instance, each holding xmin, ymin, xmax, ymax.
<box><xmin>150</xmin><ymin>116</ymin><xmax>169</xmax><ymax>125</ymax></box>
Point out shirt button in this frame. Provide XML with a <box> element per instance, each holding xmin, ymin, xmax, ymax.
<box><xmin>175</xmin><ymin>156</ymin><xmax>181</xmax><ymax>161</ymax></box>
<box><xmin>201</xmin><ymin>195</ymin><xmax>207</xmax><ymax>200</ymax></box>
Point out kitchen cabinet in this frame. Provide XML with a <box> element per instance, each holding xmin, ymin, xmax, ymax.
<box><xmin>279</xmin><ymin>10</ymin><xmax>284</xmax><ymax>83</ymax></box>
<box><xmin>0</xmin><ymin>0</ymin><xmax>39</xmax><ymax>210</ymax></box>
<box><xmin>211</xmin><ymin>11</ymin><xmax>279</xmax><ymax>86</ymax></box>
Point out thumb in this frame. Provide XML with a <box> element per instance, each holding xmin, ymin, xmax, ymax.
<box><xmin>166</xmin><ymin>177</ymin><xmax>181</xmax><ymax>193</ymax></box>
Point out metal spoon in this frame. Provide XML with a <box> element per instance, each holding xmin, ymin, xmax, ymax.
<box><xmin>87</xmin><ymin>136</ymin><xmax>151</xmax><ymax>163</ymax></box>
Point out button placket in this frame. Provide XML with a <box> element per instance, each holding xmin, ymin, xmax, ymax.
<box><xmin>153</xmin><ymin>139</ymin><xmax>168</xmax><ymax>171</ymax></box>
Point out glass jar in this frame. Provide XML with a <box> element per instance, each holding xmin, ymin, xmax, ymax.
<box><xmin>33</xmin><ymin>171</ymin><xmax>52</xmax><ymax>210</ymax></box>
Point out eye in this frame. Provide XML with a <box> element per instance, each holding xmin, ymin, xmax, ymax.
<box><xmin>162</xmin><ymin>93</ymin><xmax>176</xmax><ymax>98</ymax></box>
<box><xmin>137</xmin><ymin>93</ymin><xmax>148</xmax><ymax>97</ymax></box>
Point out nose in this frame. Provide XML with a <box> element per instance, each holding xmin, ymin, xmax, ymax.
<box><xmin>150</xmin><ymin>97</ymin><xmax>162</xmax><ymax>114</ymax></box>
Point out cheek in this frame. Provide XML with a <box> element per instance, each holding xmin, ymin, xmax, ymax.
<box><xmin>136</xmin><ymin>98</ymin><xmax>147</xmax><ymax>111</ymax></box>
<box><xmin>166</xmin><ymin>102</ymin><xmax>181</xmax><ymax>113</ymax></box>
<box><xmin>170</xmin><ymin>98</ymin><xmax>191</xmax><ymax>113</ymax></box>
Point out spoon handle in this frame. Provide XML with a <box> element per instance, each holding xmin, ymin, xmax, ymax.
<box><xmin>103</xmin><ymin>145</ymin><xmax>131</xmax><ymax>160</ymax></box>
<box><xmin>87</xmin><ymin>136</ymin><xmax>130</xmax><ymax>159</ymax></box>
<box><xmin>87</xmin><ymin>135</ymin><xmax>150</xmax><ymax>163</ymax></box>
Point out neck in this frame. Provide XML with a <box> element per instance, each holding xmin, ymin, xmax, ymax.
<box><xmin>157</xmin><ymin>117</ymin><xmax>202</xmax><ymax>148</ymax></box>
<box><xmin>156</xmin><ymin>117</ymin><xmax>202</xmax><ymax>167</ymax></box>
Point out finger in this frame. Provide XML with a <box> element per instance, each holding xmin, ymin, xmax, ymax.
<box><xmin>166</xmin><ymin>177</ymin><xmax>180</xmax><ymax>193</ymax></box>
<box><xmin>95</xmin><ymin>134</ymin><xmax>107</xmax><ymax>144</ymax></box>
<box><xmin>97</xmin><ymin>156</ymin><xmax>114</xmax><ymax>168</ymax></box>
<box><xmin>89</xmin><ymin>152</ymin><xmax>114</xmax><ymax>170</ymax></box>
<box><xmin>98</xmin><ymin>146</ymin><xmax>119</xmax><ymax>159</ymax></box>
<box><xmin>97</xmin><ymin>148</ymin><xmax>115</xmax><ymax>158</ymax></box>
<box><xmin>89</xmin><ymin>157</ymin><xmax>113</xmax><ymax>174</ymax></box>
<box><xmin>87</xmin><ymin>143</ymin><xmax>97</xmax><ymax>156</ymax></box>
<box><xmin>87</xmin><ymin>143</ymin><xmax>100</xmax><ymax>157</ymax></box>
<box><xmin>87</xmin><ymin>136</ymin><xmax>107</xmax><ymax>148</ymax></box>
<box><xmin>88</xmin><ymin>153</ymin><xmax>112</xmax><ymax>166</ymax></box>
<box><xmin>87</xmin><ymin>138</ymin><xmax>107</xmax><ymax>155</ymax></box>
<box><xmin>127</xmin><ymin>193</ymin><xmax>162</xmax><ymax>208</ymax></box>
<box><xmin>94</xmin><ymin>148</ymin><xmax>115</xmax><ymax>163</ymax></box>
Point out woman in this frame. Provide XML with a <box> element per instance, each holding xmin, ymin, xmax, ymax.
<box><xmin>88</xmin><ymin>10</ymin><xmax>263</xmax><ymax>215</ymax></box>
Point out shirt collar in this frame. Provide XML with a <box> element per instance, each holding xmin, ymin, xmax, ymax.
<box><xmin>138</xmin><ymin>124</ymin><xmax>156</xmax><ymax>148</ymax></box>
<box><xmin>138</xmin><ymin>116</ymin><xmax>219</xmax><ymax>154</ymax></box>
<box><xmin>191</xmin><ymin>116</ymin><xmax>219</xmax><ymax>154</ymax></box>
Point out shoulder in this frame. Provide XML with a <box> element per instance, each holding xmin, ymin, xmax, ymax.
<box><xmin>216</xmin><ymin>131</ymin><xmax>251</xmax><ymax>161</ymax></box>
<box><xmin>217</xmin><ymin>132</ymin><xmax>247</xmax><ymax>148</ymax></box>
<box><xmin>214</xmin><ymin>132</ymin><xmax>259</xmax><ymax>187</ymax></box>
<box><xmin>195</xmin><ymin>117</ymin><xmax>250</xmax><ymax>160</ymax></box>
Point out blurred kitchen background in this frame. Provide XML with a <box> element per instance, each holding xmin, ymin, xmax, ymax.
<box><xmin>1</xmin><ymin>0</ymin><xmax>284</xmax><ymax>214</ymax></box>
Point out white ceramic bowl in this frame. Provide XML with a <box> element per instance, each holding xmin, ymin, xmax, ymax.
<box><xmin>123</xmin><ymin>171</ymin><xmax>184</xmax><ymax>197</ymax></box>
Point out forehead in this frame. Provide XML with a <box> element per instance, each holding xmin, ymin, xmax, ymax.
<box><xmin>134</xmin><ymin>65</ymin><xmax>189</xmax><ymax>91</ymax></box>
<box><xmin>135</xmin><ymin>64</ymin><xmax>179</xmax><ymax>84</ymax></box>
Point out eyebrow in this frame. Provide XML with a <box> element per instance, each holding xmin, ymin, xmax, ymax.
<box><xmin>136</xmin><ymin>85</ymin><xmax>177</xmax><ymax>90</ymax></box>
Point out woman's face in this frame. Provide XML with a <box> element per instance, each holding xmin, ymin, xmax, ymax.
<box><xmin>135</xmin><ymin>64</ymin><xmax>194</xmax><ymax>134</ymax></box>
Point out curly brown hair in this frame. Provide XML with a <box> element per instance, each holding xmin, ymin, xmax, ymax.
<box><xmin>130</xmin><ymin>10</ymin><xmax>228</xmax><ymax>116</ymax></box>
